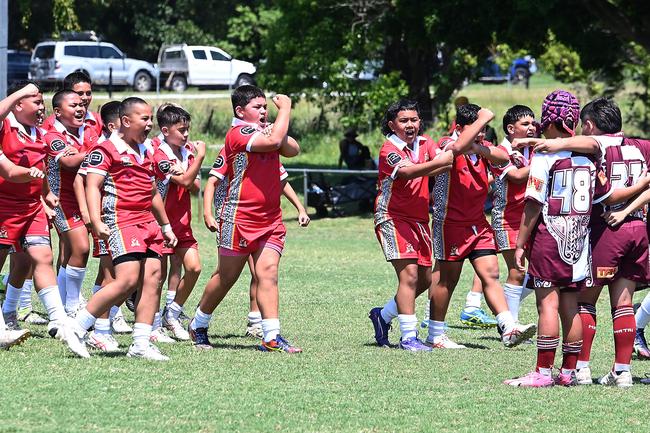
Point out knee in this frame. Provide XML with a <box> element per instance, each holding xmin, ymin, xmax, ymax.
<box><xmin>186</xmin><ymin>262</ymin><xmax>202</xmax><ymax>276</ymax></box>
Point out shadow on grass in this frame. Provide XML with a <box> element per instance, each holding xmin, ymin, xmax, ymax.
<box><xmin>209</xmin><ymin>342</ymin><xmax>258</xmax><ymax>351</ymax></box>
<box><xmin>461</xmin><ymin>343</ymin><xmax>490</xmax><ymax>350</ymax></box>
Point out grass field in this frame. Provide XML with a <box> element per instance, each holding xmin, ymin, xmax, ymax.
<box><xmin>2</xmin><ymin>196</ymin><xmax>650</xmax><ymax>433</ymax></box>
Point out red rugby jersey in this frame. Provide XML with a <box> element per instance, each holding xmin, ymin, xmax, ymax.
<box><xmin>85</xmin><ymin>132</ymin><xmax>156</xmax><ymax>227</ymax></box>
<box><xmin>42</xmin><ymin>111</ymin><xmax>103</xmax><ymax>138</ymax></box>
<box><xmin>374</xmin><ymin>134</ymin><xmax>439</xmax><ymax>225</ymax></box>
<box><xmin>0</xmin><ymin>113</ymin><xmax>46</xmax><ymax>206</ymax></box>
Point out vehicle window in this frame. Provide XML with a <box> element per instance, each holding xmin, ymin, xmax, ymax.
<box><xmin>164</xmin><ymin>50</ymin><xmax>184</xmax><ymax>60</ymax></box>
<box><xmin>77</xmin><ymin>45</ymin><xmax>100</xmax><ymax>58</ymax></box>
<box><xmin>64</xmin><ymin>46</ymin><xmax>80</xmax><ymax>56</ymax></box>
<box><xmin>101</xmin><ymin>46</ymin><xmax>121</xmax><ymax>59</ymax></box>
<box><xmin>192</xmin><ymin>50</ymin><xmax>207</xmax><ymax>60</ymax></box>
<box><xmin>34</xmin><ymin>45</ymin><xmax>55</xmax><ymax>59</ymax></box>
<box><xmin>210</xmin><ymin>51</ymin><xmax>228</xmax><ymax>61</ymax></box>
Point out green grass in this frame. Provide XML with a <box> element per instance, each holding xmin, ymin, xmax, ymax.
<box><xmin>2</xmin><ymin>197</ymin><xmax>650</xmax><ymax>432</ymax></box>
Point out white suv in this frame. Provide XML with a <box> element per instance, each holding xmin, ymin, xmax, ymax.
<box><xmin>157</xmin><ymin>44</ymin><xmax>256</xmax><ymax>92</ymax></box>
<box><xmin>29</xmin><ymin>40</ymin><xmax>157</xmax><ymax>92</ymax></box>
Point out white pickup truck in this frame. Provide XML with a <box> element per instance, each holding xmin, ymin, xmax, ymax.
<box><xmin>157</xmin><ymin>44</ymin><xmax>256</xmax><ymax>92</ymax></box>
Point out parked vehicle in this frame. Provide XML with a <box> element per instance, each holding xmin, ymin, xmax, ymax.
<box><xmin>157</xmin><ymin>44</ymin><xmax>256</xmax><ymax>92</ymax></box>
<box><xmin>29</xmin><ymin>32</ymin><xmax>157</xmax><ymax>92</ymax></box>
<box><xmin>477</xmin><ymin>55</ymin><xmax>537</xmax><ymax>85</ymax></box>
<box><xmin>7</xmin><ymin>50</ymin><xmax>31</xmax><ymax>86</ymax></box>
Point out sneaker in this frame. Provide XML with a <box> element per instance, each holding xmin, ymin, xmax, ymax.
<box><xmin>599</xmin><ymin>370</ymin><xmax>633</xmax><ymax>388</ymax></box>
<box><xmin>0</xmin><ymin>328</ymin><xmax>30</xmax><ymax>349</ymax></box>
<box><xmin>425</xmin><ymin>334</ymin><xmax>466</xmax><ymax>349</ymax></box>
<box><xmin>47</xmin><ymin>321</ymin><xmax>59</xmax><ymax>338</ymax></box>
<box><xmin>149</xmin><ymin>327</ymin><xmax>175</xmax><ymax>343</ymax></box>
<box><xmin>162</xmin><ymin>311</ymin><xmax>190</xmax><ymax>341</ymax></box>
<box><xmin>17</xmin><ymin>308</ymin><xmax>48</xmax><ymax>325</ymax></box>
<box><xmin>125</xmin><ymin>292</ymin><xmax>136</xmax><ymax>313</ymax></box>
<box><xmin>54</xmin><ymin>319</ymin><xmax>90</xmax><ymax>358</ymax></box>
<box><xmin>554</xmin><ymin>371</ymin><xmax>578</xmax><ymax>386</ymax></box>
<box><xmin>3</xmin><ymin>312</ymin><xmax>20</xmax><ymax>331</ymax></box>
<box><xmin>502</xmin><ymin>323</ymin><xmax>537</xmax><ymax>348</ymax></box>
<box><xmin>111</xmin><ymin>315</ymin><xmax>132</xmax><ymax>334</ymax></box>
<box><xmin>126</xmin><ymin>343</ymin><xmax>169</xmax><ymax>361</ymax></box>
<box><xmin>86</xmin><ymin>331</ymin><xmax>120</xmax><ymax>352</ymax></box>
<box><xmin>504</xmin><ymin>371</ymin><xmax>554</xmax><ymax>388</ymax></box>
<box><xmin>634</xmin><ymin>328</ymin><xmax>650</xmax><ymax>360</ymax></box>
<box><xmin>178</xmin><ymin>310</ymin><xmax>191</xmax><ymax>323</ymax></box>
<box><xmin>576</xmin><ymin>367</ymin><xmax>593</xmax><ymax>385</ymax></box>
<box><xmin>460</xmin><ymin>308</ymin><xmax>498</xmax><ymax>328</ymax></box>
<box><xmin>259</xmin><ymin>335</ymin><xmax>302</xmax><ymax>353</ymax></box>
<box><xmin>245</xmin><ymin>321</ymin><xmax>263</xmax><ymax>339</ymax></box>
<box><xmin>188</xmin><ymin>320</ymin><xmax>212</xmax><ymax>350</ymax></box>
<box><xmin>368</xmin><ymin>307</ymin><xmax>391</xmax><ymax>347</ymax></box>
<box><xmin>399</xmin><ymin>336</ymin><xmax>433</xmax><ymax>352</ymax></box>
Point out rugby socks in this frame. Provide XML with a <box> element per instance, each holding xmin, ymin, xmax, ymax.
<box><xmin>165</xmin><ymin>290</ymin><xmax>176</xmax><ymax>308</ymax></box>
<box><xmin>561</xmin><ymin>340</ymin><xmax>583</xmax><ymax>375</ymax></box>
<box><xmin>247</xmin><ymin>311</ymin><xmax>262</xmax><ymax>326</ymax></box>
<box><xmin>503</xmin><ymin>284</ymin><xmax>523</xmax><ymax>321</ymax></box>
<box><xmin>262</xmin><ymin>318</ymin><xmax>280</xmax><ymax>342</ymax></box>
<box><xmin>110</xmin><ymin>305</ymin><xmax>121</xmax><ymax>321</ymax></box>
<box><xmin>577</xmin><ymin>303</ymin><xmax>596</xmax><ymax>370</ymax></box>
<box><xmin>465</xmin><ymin>290</ymin><xmax>482</xmax><ymax>311</ymax></box>
<box><xmin>18</xmin><ymin>279</ymin><xmax>33</xmax><ymax>310</ymax></box>
<box><xmin>2</xmin><ymin>283</ymin><xmax>22</xmax><ymax>315</ymax></box>
<box><xmin>612</xmin><ymin>305</ymin><xmax>635</xmax><ymax>373</ymax></box>
<box><xmin>496</xmin><ymin>310</ymin><xmax>516</xmax><ymax>333</ymax></box>
<box><xmin>38</xmin><ymin>286</ymin><xmax>68</xmax><ymax>323</ymax></box>
<box><xmin>57</xmin><ymin>266</ymin><xmax>67</xmax><ymax>302</ymax></box>
<box><xmin>167</xmin><ymin>302</ymin><xmax>184</xmax><ymax>321</ymax></box>
<box><xmin>536</xmin><ymin>335</ymin><xmax>559</xmax><ymax>376</ymax></box>
<box><xmin>380</xmin><ymin>298</ymin><xmax>398</xmax><ymax>324</ymax></box>
<box><xmin>398</xmin><ymin>314</ymin><xmax>418</xmax><ymax>340</ymax></box>
<box><xmin>427</xmin><ymin>320</ymin><xmax>446</xmax><ymax>341</ymax></box>
<box><xmin>153</xmin><ymin>311</ymin><xmax>162</xmax><ymax>330</ymax></box>
<box><xmin>64</xmin><ymin>265</ymin><xmax>86</xmax><ymax>313</ymax></box>
<box><xmin>94</xmin><ymin>318</ymin><xmax>111</xmax><ymax>336</ymax></box>
<box><xmin>76</xmin><ymin>308</ymin><xmax>97</xmax><ymax>331</ymax></box>
<box><xmin>636</xmin><ymin>292</ymin><xmax>650</xmax><ymax>329</ymax></box>
<box><xmin>132</xmin><ymin>323</ymin><xmax>152</xmax><ymax>351</ymax></box>
<box><xmin>191</xmin><ymin>308</ymin><xmax>212</xmax><ymax>330</ymax></box>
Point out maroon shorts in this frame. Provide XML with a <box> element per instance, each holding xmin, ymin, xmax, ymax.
<box><xmin>0</xmin><ymin>204</ymin><xmax>50</xmax><ymax>252</ymax></box>
<box><xmin>375</xmin><ymin>219</ymin><xmax>432</xmax><ymax>267</ymax></box>
<box><xmin>219</xmin><ymin>220</ymin><xmax>286</xmax><ymax>256</ymax></box>
<box><xmin>432</xmin><ymin>219</ymin><xmax>496</xmax><ymax>261</ymax></box>
<box><xmin>494</xmin><ymin>228</ymin><xmax>518</xmax><ymax>252</ymax></box>
<box><xmin>524</xmin><ymin>273</ymin><xmax>586</xmax><ymax>292</ymax></box>
<box><xmin>163</xmin><ymin>230</ymin><xmax>198</xmax><ymax>255</ymax></box>
<box><xmin>107</xmin><ymin>220</ymin><xmax>164</xmax><ymax>260</ymax></box>
<box><xmin>590</xmin><ymin>221</ymin><xmax>648</xmax><ymax>287</ymax></box>
<box><xmin>53</xmin><ymin>200</ymin><xmax>85</xmax><ymax>234</ymax></box>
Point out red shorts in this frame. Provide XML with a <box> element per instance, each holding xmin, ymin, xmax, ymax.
<box><xmin>107</xmin><ymin>220</ymin><xmax>164</xmax><ymax>260</ymax></box>
<box><xmin>375</xmin><ymin>219</ymin><xmax>432</xmax><ymax>267</ymax></box>
<box><xmin>163</xmin><ymin>230</ymin><xmax>198</xmax><ymax>255</ymax></box>
<box><xmin>92</xmin><ymin>233</ymin><xmax>109</xmax><ymax>258</ymax></box>
<box><xmin>432</xmin><ymin>220</ymin><xmax>496</xmax><ymax>261</ymax></box>
<box><xmin>53</xmin><ymin>200</ymin><xmax>85</xmax><ymax>234</ymax></box>
<box><xmin>0</xmin><ymin>204</ymin><xmax>50</xmax><ymax>252</ymax></box>
<box><xmin>590</xmin><ymin>221</ymin><xmax>648</xmax><ymax>287</ymax></box>
<box><xmin>219</xmin><ymin>220</ymin><xmax>286</xmax><ymax>256</ymax></box>
<box><xmin>494</xmin><ymin>228</ymin><xmax>518</xmax><ymax>252</ymax></box>
<box><xmin>524</xmin><ymin>273</ymin><xmax>585</xmax><ymax>292</ymax></box>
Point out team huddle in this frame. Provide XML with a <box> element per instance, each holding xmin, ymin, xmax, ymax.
<box><xmin>0</xmin><ymin>73</ymin><xmax>308</xmax><ymax>361</ymax></box>
<box><xmin>370</xmin><ymin>90</ymin><xmax>650</xmax><ymax>388</ymax></box>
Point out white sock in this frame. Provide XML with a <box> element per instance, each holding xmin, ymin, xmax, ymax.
<box><xmin>95</xmin><ymin>318</ymin><xmax>111</xmax><ymax>335</ymax></box>
<box><xmin>427</xmin><ymin>320</ymin><xmax>446</xmax><ymax>341</ymax></box>
<box><xmin>247</xmin><ymin>311</ymin><xmax>262</xmax><ymax>325</ymax></box>
<box><xmin>504</xmin><ymin>283</ymin><xmax>523</xmax><ymax>322</ymax></box>
<box><xmin>398</xmin><ymin>314</ymin><xmax>418</xmax><ymax>340</ymax></box>
<box><xmin>75</xmin><ymin>308</ymin><xmax>97</xmax><ymax>331</ymax></box>
<box><xmin>153</xmin><ymin>311</ymin><xmax>162</xmax><ymax>330</ymax></box>
<box><xmin>132</xmin><ymin>322</ymin><xmax>152</xmax><ymax>351</ymax></box>
<box><xmin>422</xmin><ymin>299</ymin><xmax>430</xmax><ymax>322</ymax></box>
<box><xmin>496</xmin><ymin>310</ymin><xmax>516</xmax><ymax>332</ymax></box>
<box><xmin>37</xmin><ymin>286</ymin><xmax>67</xmax><ymax>322</ymax></box>
<box><xmin>614</xmin><ymin>363</ymin><xmax>630</xmax><ymax>373</ymax></box>
<box><xmin>165</xmin><ymin>290</ymin><xmax>176</xmax><ymax>307</ymax></box>
<box><xmin>65</xmin><ymin>265</ymin><xmax>86</xmax><ymax>313</ymax></box>
<box><xmin>18</xmin><ymin>280</ymin><xmax>33</xmax><ymax>310</ymax></box>
<box><xmin>2</xmin><ymin>283</ymin><xmax>22</xmax><ymax>315</ymax></box>
<box><xmin>538</xmin><ymin>368</ymin><xmax>553</xmax><ymax>377</ymax></box>
<box><xmin>110</xmin><ymin>305</ymin><xmax>120</xmax><ymax>320</ymax></box>
<box><xmin>636</xmin><ymin>292</ymin><xmax>650</xmax><ymax>329</ymax></box>
<box><xmin>380</xmin><ymin>298</ymin><xmax>398</xmax><ymax>324</ymax></box>
<box><xmin>262</xmin><ymin>318</ymin><xmax>280</xmax><ymax>342</ymax></box>
<box><xmin>57</xmin><ymin>266</ymin><xmax>67</xmax><ymax>302</ymax></box>
<box><xmin>465</xmin><ymin>290</ymin><xmax>482</xmax><ymax>310</ymax></box>
<box><xmin>191</xmin><ymin>307</ymin><xmax>211</xmax><ymax>330</ymax></box>
<box><xmin>168</xmin><ymin>302</ymin><xmax>183</xmax><ymax>320</ymax></box>
<box><xmin>576</xmin><ymin>360</ymin><xmax>590</xmax><ymax>370</ymax></box>
<box><xmin>561</xmin><ymin>368</ymin><xmax>575</xmax><ymax>375</ymax></box>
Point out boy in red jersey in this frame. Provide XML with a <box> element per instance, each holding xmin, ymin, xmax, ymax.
<box><xmin>73</xmin><ymin>97</ymin><xmax>178</xmax><ymax>361</ymax></box>
<box><xmin>152</xmin><ymin>104</ymin><xmax>205</xmax><ymax>341</ymax></box>
<box><xmin>428</xmin><ymin>104</ymin><xmax>536</xmax><ymax>349</ymax></box>
<box><xmin>0</xmin><ymin>81</ymin><xmax>88</xmax><ymax>356</ymax></box>
<box><xmin>189</xmin><ymin>85</ymin><xmax>301</xmax><ymax>352</ymax></box>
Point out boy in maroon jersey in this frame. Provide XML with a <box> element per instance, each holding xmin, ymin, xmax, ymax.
<box><xmin>427</xmin><ymin>104</ymin><xmax>536</xmax><ymax>349</ymax></box>
<box><xmin>189</xmin><ymin>85</ymin><xmax>301</xmax><ymax>352</ymax></box>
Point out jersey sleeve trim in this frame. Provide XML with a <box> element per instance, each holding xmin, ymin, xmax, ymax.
<box><xmin>209</xmin><ymin>170</ymin><xmax>225</xmax><ymax>180</ymax></box>
<box><xmin>245</xmin><ymin>131</ymin><xmax>263</xmax><ymax>152</ymax></box>
<box><xmin>593</xmin><ymin>187</ymin><xmax>614</xmax><ymax>204</ymax></box>
<box><xmin>498</xmin><ymin>164</ymin><xmax>515</xmax><ymax>180</ymax></box>
<box><xmin>86</xmin><ymin>167</ymin><xmax>107</xmax><ymax>177</ymax></box>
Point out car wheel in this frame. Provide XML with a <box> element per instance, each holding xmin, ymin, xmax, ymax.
<box><xmin>170</xmin><ymin>75</ymin><xmax>187</xmax><ymax>92</ymax></box>
<box><xmin>234</xmin><ymin>74</ymin><xmax>255</xmax><ymax>88</ymax></box>
<box><xmin>133</xmin><ymin>70</ymin><xmax>153</xmax><ymax>92</ymax></box>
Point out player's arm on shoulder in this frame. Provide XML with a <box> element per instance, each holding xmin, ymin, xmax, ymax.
<box><xmin>524</xmin><ymin>135</ymin><xmax>600</xmax><ymax>155</ymax></box>
<box><xmin>472</xmin><ymin>142</ymin><xmax>509</xmax><ymax>165</ymax></box>
<box><xmin>444</xmin><ymin>108</ymin><xmax>495</xmax><ymax>155</ymax></box>
<box><xmin>394</xmin><ymin>149</ymin><xmax>454</xmax><ymax>179</ymax></box>
<box><xmin>602</xmin><ymin>168</ymin><xmax>650</xmax><ymax>205</ymax></box>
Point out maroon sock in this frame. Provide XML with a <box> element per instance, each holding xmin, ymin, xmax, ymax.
<box><xmin>612</xmin><ymin>304</ymin><xmax>636</xmax><ymax>371</ymax></box>
<box><xmin>536</xmin><ymin>335</ymin><xmax>559</xmax><ymax>372</ymax></box>
<box><xmin>577</xmin><ymin>303</ymin><xmax>596</xmax><ymax>364</ymax></box>
<box><xmin>561</xmin><ymin>340</ymin><xmax>583</xmax><ymax>371</ymax></box>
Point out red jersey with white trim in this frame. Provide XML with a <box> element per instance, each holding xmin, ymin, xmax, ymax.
<box><xmin>525</xmin><ymin>151</ymin><xmax>611</xmax><ymax>283</ymax></box>
<box><xmin>489</xmin><ymin>139</ymin><xmax>533</xmax><ymax>231</ymax></box>
<box><xmin>0</xmin><ymin>113</ymin><xmax>46</xmax><ymax>206</ymax></box>
<box><xmin>152</xmin><ymin>140</ymin><xmax>196</xmax><ymax>233</ymax></box>
<box><xmin>374</xmin><ymin>134</ymin><xmax>439</xmax><ymax>225</ymax></box>
<box><xmin>43</xmin><ymin>111</ymin><xmax>103</xmax><ymax>138</ymax></box>
<box><xmin>432</xmin><ymin>134</ymin><xmax>492</xmax><ymax>224</ymax></box>
<box><xmin>220</xmin><ymin>119</ymin><xmax>282</xmax><ymax>227</ymax></box>
<box><xmin>85</xmin><ymin>132</ymin><xmax>156</xmax><ymax>227</ymax></box>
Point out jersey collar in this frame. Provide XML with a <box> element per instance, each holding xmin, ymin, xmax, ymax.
<box><xmin>231</xmin><ymin>117</ymin><xmax>263</xmax><ymax>131</ymax></box>
<box><xmin>53</xmin><ymin>119</ymin><xmax>84</xmax><ymax>143</ymax></box>
<box><xmin>158</xmin><ymin>139</ymin><xmax>189</xmax><ymax>163</ymax></box>
<box><xmin>109</xmin><ymin>131</ymin><xmax>152</xmax><ymax>162</ymax></box>
<box><xmin>85</xmin><ymin>110</ymin><xmax>98</xmax><ymax>125</ymax></box>
<box><xmin>387</xmin><ymin>133</ymin><xmax>424</xmax><ymax>153</ymax></box>
<box><xmin>7</xmin><ymin>112</ymin><xmax>40</xmax><ymax>141</ymax></box>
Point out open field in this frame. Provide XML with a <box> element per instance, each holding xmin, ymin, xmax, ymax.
<box><xmin>1</xmin><ymin>197</ymin><xmax>650</xmax><ymax>433</ymax></box>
